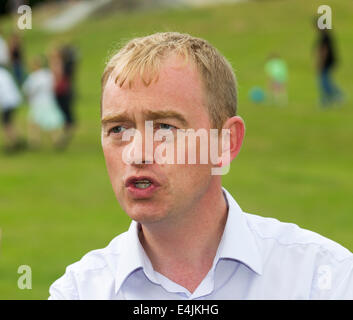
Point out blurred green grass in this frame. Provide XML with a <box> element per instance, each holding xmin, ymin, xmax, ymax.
<box><xmin>0</xmin><ymin>0</ymin><xmax>352</xmax><ymax>299</ymax></box>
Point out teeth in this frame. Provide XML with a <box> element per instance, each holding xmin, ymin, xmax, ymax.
<box><xmin>134</xmin><ymin>180</ymin><xmax>152</xmax><ymax>189</ymax></box>
<box><xmin>135</xmin><ymin>183</ymin><xmax>151</xmax><ymax>189</ymax></box>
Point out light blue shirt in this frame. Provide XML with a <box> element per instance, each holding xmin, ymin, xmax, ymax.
<box><xmin>49</xmin><ymin>188</ymin><xmax>353</xmax><ymax>299</ymax></box>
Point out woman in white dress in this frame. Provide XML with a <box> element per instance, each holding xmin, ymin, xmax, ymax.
<box><xmin>0</xmin><ymin>65</ymin><xmax>23</xmax><ymax>151</ymax></box>
<box><xmin>22</xmin><ymin>56</ymin><xmax>65</xmax><ymax>148</ymax></box>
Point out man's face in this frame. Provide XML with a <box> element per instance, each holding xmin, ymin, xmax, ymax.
<box><xmin>101</xmin><ymin>54</ymin><xmax>217</xmax><ymax>225</ymax></box>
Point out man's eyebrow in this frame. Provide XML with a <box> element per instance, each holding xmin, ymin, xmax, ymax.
<box><xmin>101</xmin><ymin>110</ymin><xmax>188</xmax><ymax>126</ymax></box>
<box><xmin>101</xmin><ymin>113</ymin><xmax>131</xmax><ymax>125</ymax></box>
<box><xmin>144</xmin><ymin>110</ymin><xmax>188</xmax><ymax>126</ymax></box>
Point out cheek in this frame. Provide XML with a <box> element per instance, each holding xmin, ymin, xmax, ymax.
<box><xmin>161</xmin><ymin>134</ymin><xmax>213</xmax><ymax>186</ymax></box>
<box><xmin>102</xmin><ymin>143</ymin><xmax>125</xmax><ymax>185</ymax></box>
<box><xmin>165</xmin><ymin>163</ymin><xmax>212</xmax><ymax>191</ymax></box>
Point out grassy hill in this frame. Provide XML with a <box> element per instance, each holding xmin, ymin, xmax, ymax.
<box><xmin>0</xmin><ymin>0</ymin><xmax>352</xmax><ymax>299</ymax></box>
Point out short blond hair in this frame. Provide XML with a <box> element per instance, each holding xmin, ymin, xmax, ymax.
<box><xmin>101</xmin><ymin>32</ymin><xmax>237</xmax><ymax>129</ymax></box>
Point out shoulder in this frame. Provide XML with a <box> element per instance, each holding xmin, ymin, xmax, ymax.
<box><xmin>244</xmin><ymin>212</ymin><xmax>352</xmax><ymax>262</ymax></box>
<box><xmin>71</xmin><ymin>231</ymin><xmax>128</xmax><ymax>271</ymax></box>
<box><xmin>243</xmin><ymin>212</ymin><xmax>353</xmax><ymax>298</ymax></box>
<box><xmin>49</xmin><ymin>231</ymin><xmax>129</xmax><ymax>299</ymax></box>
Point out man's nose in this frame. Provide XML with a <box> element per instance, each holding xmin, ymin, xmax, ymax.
<box><xmin>122</xmin><ymin>122</ymin><xmax>154</xmax><ymax>165</ymax></box>
<box><xmin>140</xmin><ymin>121</ymin><xmax>154</xmax><ymax>165</ymax></box>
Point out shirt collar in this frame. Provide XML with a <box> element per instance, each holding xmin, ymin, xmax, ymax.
<box><xmin>114</xmin><ymin>220</ymin><xmax>164</xmax><ymax>294</ymax></box>
<box><xmin>217</xmin><ymin>187</ymin><xmax>263</xmax><ymax>275</ymax></box>
<box><xmin>114</xmin><ymin>187</ymin><xmax>263</xmax><ymax>294</ymax></box>
<box><xmin>114</xmin><ymin>221</ymin><xmax>147</xmax><ymax>294</ymax></box>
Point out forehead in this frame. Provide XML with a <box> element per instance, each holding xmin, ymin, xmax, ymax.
<box><xmin>101</xmin><ymin>54</ymin><xmax>209</xmax><ymax>124</ymax></box>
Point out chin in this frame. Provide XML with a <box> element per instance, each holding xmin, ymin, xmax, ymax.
<box><xmin>129</xmin><ymin>212</ymin><xmax>168</xmax><ymax>225</ymax></box>
<box><xmin>125</xmin><ymin>203</ymin><xmax>168</xmax><ymax>224</ymax></box>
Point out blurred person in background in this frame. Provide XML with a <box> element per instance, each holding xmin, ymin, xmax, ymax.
<box><xmin>315</xmin><ymin>27</ymin><xmax>343</xmax><ymax>107</ymax></box>
<box><xmin>265</xmin><ymin>53</ymin><xmax>288</xmax><ymax>106</ymax></box>
<box><xmin>0</xmin><ymin>64</ymin><xmax>24</xmax><ymax>153</ymax></box>
<box><xmin>0</xmin><ymin>29</ymin><xmax>10</xmax><ymax>67</ymax></box>
<box><xmin>9</xmin><ymin>32</ymin><xmax>26</xmax><ymax>85</ymax></box>
<box><xmin>22</xmin><ymin>55</ymin><xmax>65</xmax><ymax>149</ymax></box>
<box><xmin>50</xmin><ymin>44</ymin><xmax>78</xmax><ymax>149</ymax></box>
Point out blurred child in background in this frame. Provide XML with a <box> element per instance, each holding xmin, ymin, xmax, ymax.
<box><xmin>22</xmin><ymin>55</ymin><xmax>65</xmax><ymax>149</ymax></box>
<box><xmin>0</xmin><ymin>28</ymin><xmax>9</xmax><ymax>67</ymax></box>
<box><xmin>265</xmin><ymin>53</ymin><xmax>288</xmax><ymax>106</ymax></box>
<box><xmin>0</xmin><ymin>65</ymin><xmax>24</xmax><ymax>153</ymax></box>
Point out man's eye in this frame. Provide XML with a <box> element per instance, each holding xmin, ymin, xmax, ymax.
<box><xmin>158</xmin><ymin>123</ymin><xmax>176</xmax><ymax>130</ymax></box>
<box><xmin>110</xmin><ymin>126</ymin><xmax>126</xmax><ymax>134</ymax></box>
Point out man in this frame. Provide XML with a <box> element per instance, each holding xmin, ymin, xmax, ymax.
<box><xmin>49</xmin><ymin>32</ymin><xmax>353</xmax><ymax>299</ymax></box>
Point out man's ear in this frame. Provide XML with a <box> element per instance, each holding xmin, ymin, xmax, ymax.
<box><xmin>220</xmin><ymin>116</ymin><xmax>245</xmax><ymax>167</ymax></box>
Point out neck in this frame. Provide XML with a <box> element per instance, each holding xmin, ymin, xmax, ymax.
<box><xmin>139</xmin><ymin>181</ymin><xmax>228</xmax><ymax>293</ymax></box>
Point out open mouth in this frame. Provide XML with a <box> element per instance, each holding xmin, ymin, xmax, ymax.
<box><xmin>134</xmin><ymin>179</ymin><xmax>152</xmax><ymax>189</ymax></box>
<box><xmin>125</xmin><ymin>176</ymin><xmax>160</xmax><ymax>198</ymax></box>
